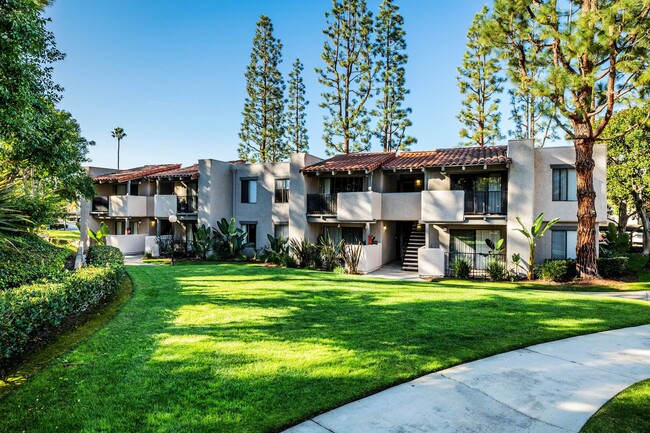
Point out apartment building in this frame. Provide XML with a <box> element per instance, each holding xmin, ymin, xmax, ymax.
<box><xmin>80</xmin><ymin>139</ymin><xmax>607</xmax><ymax>277</ymax></box>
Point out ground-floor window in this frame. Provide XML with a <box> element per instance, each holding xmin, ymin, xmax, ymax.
<box><xmin>322</xmin><ymin>226</ymin><xmax>364</xmax><ymax>244</ymax></box>
<box><xmin>242</xmin><ymin>223</ymin><xmax>257</xmax><ymax>248</ymax></box>
<box><xmin>115</xmin><ymin>220</ymin><xmax>126</xmax><ymax>235</ymax></box>
<box><xmin>274</xmin><ymin>223</ymin><xmax>289</xmax><ymax>239</ymax></box>
<box><xmin>449</xmin><ymin>229</ymin><xmax>503</xmax><ymax>270</ymax></box>
<box><xmin>128</xmin><ymin>221</ymin><xmax>138</xmax><ymax>235</ymax></box>
<box><xmin>551</xmin><ymin>230</ymin><xmax>577</xmax><ymax>259</ymax></box>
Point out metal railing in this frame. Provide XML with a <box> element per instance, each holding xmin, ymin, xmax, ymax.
<box><xmin>464</xmin><ymin>190</ymin><xmax>507</xmax><ymax>215</ymax></box>
<box><xmin>445</xmin><ymin>251</ymin><xmax>507</xmax><ymax>278</ymax></box>
<box><xmin>177</xmin><ymin>195</ymin><xmax>198</xmax><ymax>213</ymax></box>
<box><xmin>91</xmin><ymin>196</ymin><xmax>109</xmax><ymax>213</ymax></box>
<box><xmin>307</xmin><ymin>194</ymin><xmax>337</xmax><ymax>215</ymax></box>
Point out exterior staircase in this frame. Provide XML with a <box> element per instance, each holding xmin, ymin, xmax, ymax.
<box><xmin>402</xmin><ymin>224</ymin><xmax>425</xmax><ymax>272</ymax></box>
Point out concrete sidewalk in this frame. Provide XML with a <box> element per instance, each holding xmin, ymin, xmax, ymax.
<box><xmin>285</xmin><ymin>325</ymin><xmax>650</xmax><ymax>433</ymax></box>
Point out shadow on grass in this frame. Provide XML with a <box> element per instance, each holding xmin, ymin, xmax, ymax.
<box><xmin>1</xmin><ymin>262</ymin><xmax>650</xmax><ymax>433</ymax></box>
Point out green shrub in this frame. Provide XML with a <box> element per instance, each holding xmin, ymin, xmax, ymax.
<box><xmin>485</xmin><ymin>259</ymin><xmax>507</xmax><ymax>281</ymax></box>
<box><xmin>0</xmin><ymin>234</ymin><xmax>71</xmax><ymax>290</ymax></box>
<box><xmin>86</xmin><ymin>245</ymin><xmax>124</xmax><ymax>267</ymax></box>
<box><xmin>540</xmin><ymin>259</ymin><xmax>577</xmax><ymax>282</ymax></box>
<box><xmin>597</xmin><ymin>257</ymin><xmax>628</xmax><ymax>279</ymax></box>
<box><xmin>0</xmin><ymin>263</ymin><xmax>125</xmax><ymax>366</ymax></box>
<box><xmin>452</xmin><ymin>258</ymin><xmax>472</xmax><ymax>279</ymax></box>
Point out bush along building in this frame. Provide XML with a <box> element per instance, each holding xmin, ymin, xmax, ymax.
<box><xmin>79</xmin><ymin>139</ymin><xmax>607</xmax><ymax>277</ymax></box>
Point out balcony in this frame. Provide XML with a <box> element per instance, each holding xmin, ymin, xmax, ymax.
<box><xmin>337</xmin><ymin>191</ymin><xmax>381</xmax><ymax>222</ymax></box>
<box><xmin>307</xmin><ymin>194</ymin><xmax>337</xmax><ymax>215</ymax></box>
<box><xmin>91</xmin><ymin>196</ymin><xmax>109</xmax><ymax>213</ymax></box>
<box><xmin>177</xmin><ymin>195</ymin><xmax>198</xmax><ymax>214</ymax></box>
<box><xmin>381</xmin><ymin>192</ymin><xmax>421</xmax><ymax>221</ymax></box>
<box><xmin>421</xmin><ymin>190</ymin><xmax>465</xmax><ymax>222</ymax></box>
<box><xmin>464</xmin><ymin>190</ymin><xmax>507</xmax><ymax>215</ymax></box>
<box><xmin>108</xmin><ymin>195</ymin><xmax>148</xmax><ymax>217</ymax></box>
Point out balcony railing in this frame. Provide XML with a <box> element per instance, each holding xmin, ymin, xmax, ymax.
<box><xmin>445</xmin><ymin>251</ymin><xmax>506</xmax><ymax>278</ymax></box>
<box><xmin>464</xmin><ymin>190</ymin><xmax>507</xmax><ymax>215</ymax></box>
<box><xmin>92</xmin><ymin>196</ymin><xmax>109</xmax><ymax>213</ymax></box>
<box><xmin>177</xmin><ymin>195</ymin><xmax>198</xmax><ymax>214</ymax></box>
<box><xmin>307</xmin><ymin>194</ymin><xmax>337</xmax><ymax>215</ymax></box>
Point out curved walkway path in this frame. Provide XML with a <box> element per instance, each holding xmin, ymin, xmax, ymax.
<box><xmin>285</xmin><ymin>325</ymin><xmax>650</xmax><ymax>433</ymax></box>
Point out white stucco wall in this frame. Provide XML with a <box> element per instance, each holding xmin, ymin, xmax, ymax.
<box><xmin>105</xmin><ymin>234</ymin><xmax>147</xmax><ymax>254</ymax></box>
<box><xmin>109</xmin><ymin>195</ymin><xmax>148</xmax><ymax>217</ymax></box>
<box><xmin>356</xmin><ymin>244</ymin><xmax>382</xmax><ymax>273</ymax></box>
<box><xmin>421</xmin><ymin>190</ymin><xmax>464</xmax><ymax>222</ymax></box>
<box><xmin>337</xmin><ymin>191</ymin><xmax>381</xmax><ymax>222</ymax></box>
<box><xmin>418</xmin><ymin>247</ymin><xmax>445</xmax><ymax>277</ymax></box>
<box><xmin>381</xmin><ymin>192</ymin><xmax>420</xmax><ymax>221</ymax></box>
<box><xmin>154</xmin><ymin>194</ymin><xmax>177</xmax><ymax>218</ymax></box>
<box><xmin>533</xmin><ymin>144</ymin><xmax>607</xmax><ymax>223</ymax></box>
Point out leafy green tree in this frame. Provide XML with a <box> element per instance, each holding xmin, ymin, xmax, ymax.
<box><xmin>457</xmin><ymin>5</ymin><xmax>505</xmax><ymax>148</ymax></box>
<box><xmin>484</xmin><ymin>0</ymin><xmax>650</xmax><ymax>278</ymax></box>
<box><xmin>286</xmin><ymin>58</ymin><xmax>309</xmax><ymax>153</ymax></box>
<box><xmin>1</xmin><ymin>0</ymin><xmax>94</xmax><ymax>226</ymax></box>
<box><xmin>604</xmin><ymin>107</ymin><xmax>650</xmax><ymax>265</ymax></box>
<box><xmin>514</xmin><ymin>213</ymin><xmax>560</xmax><ymax>280</ymax></box>
<box><xmin>317</xmin><ymin>0</ymin><xmax>374</xmax><ymax>155</ymax></box>
<box><xmin>111</xmin><ymin>127</ymin><xmax>127</xmax><ymax>170</ymax></box>
<box><xmin>372</xmin><ymin>0</ymin><xmax>415</xmax><ymax>152</ymax></box>
<box><xmin>238</xmin><ymin>15</ymin><xmax>288</xmax><ymax>163</ymax></box>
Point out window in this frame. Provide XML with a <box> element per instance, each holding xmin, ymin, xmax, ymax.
<box><xmin>114</xmin><ymin>184</ymin><xmax>127</xmax><ymax>195</ymax></box>
<box><xmin>552</xmin><ymin>168</ymin><xmax>577</xmax><ymax>201</ymax></box>
<box><xmin>127</xmin><ymin>221</ymin><xmax>138</xmax><ymax>235</ymax></box>
<box><xmin>275</xmin><ymin>179</ymin><xmax>290</xmax><ymax>203</ymax></box>
<box><xmin>321</xmin><ymin>177</ymin><xmax>363</xmax><ymax>194</ymax></box>
<box><xmin>241</xmin><ymin>179</ymin><xmax>257</xmax><ymax>203</ymax></box>
<box><xmin>242</xmin><ymin>223</ymin><xmax>257</xmax><ymax>247</ymax></box>
<box><xmin>322</xmin><ymin>226</ymin><xmax>364</xmax><ymax>244</ymax></box>
<box><xmin>130</xmin><ymin>183</ymin><xmax>139</xmax><ymax>195</ymax></box>
<box><xmin>551</xmin><ymin>230</ymin><xmax>577</xmax><ymax>259</ymax></box>
<box><xmin>274</xmin><ymin>223</ymin><xmax>289</xmax><ymax>239</ymax></box>
<box><xmin>115</xmin><ymin>220</ymin><xmax>126</xmax><ymax>235</ymax></box>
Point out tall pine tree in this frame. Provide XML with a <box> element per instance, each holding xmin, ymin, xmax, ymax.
<box><xmin>238</xmin><ymin>15</ymin><xmax>288</xmax><ymax>163</ymax></box>
<box><xmin>317</xmin><ymin>0</ymin><xmax>374</xmax><ymax>155</ymax></box>
<box><xmin>372</xmin><ymin>0</ymin><xmax>415</xmax><ymax>152</ymax></box>
<box><xmin>286</xmin><ymin>58</ymin><xmax>309</xmax><ymax>153</ymax></box>
<box><xmin>457</xmin><ymin>6</ymin><xmax>504</xmax><ymax>147</ymax></box>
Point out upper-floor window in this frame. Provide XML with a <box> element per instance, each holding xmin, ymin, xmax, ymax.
<box><xmin>321</xmin><ymin>177</ymin><xmax>363</xmax><ymax>195</ymax></box>
<box><xmin>115</xmin><ymin>184</ymin><xmax>127</xmax><ymax>195</ymax></box>
<box><xmin>551</xmin><ymin>230</ymin><xmax>577</xmax><ymax>259</ymax></box>
<box><xmin>275</xmin><ymin>179</ymin><xmax>290</xmax><ymax>203</ymax></box>
<box><xmin>241</xmin><ymin>179</ymin><xmax>257</xmax><ymax>204</ymax></box>
<box><xmin>552</xmin><ymin>168</ymin><xmax>577</xmax><ymax>201</ymax></box>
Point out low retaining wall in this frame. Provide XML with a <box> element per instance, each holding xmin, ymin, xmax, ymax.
<box><xmin>105</xmin><ymin>234</ymin><xmax>147</xmax><ymax>255</ymax></box>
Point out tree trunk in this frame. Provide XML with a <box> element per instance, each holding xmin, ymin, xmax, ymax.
<box><xmin>574</xmin><ymin>128</ymin><xmax>599</xmax><ymax>278</ymax></box>
<box><xmin>617</xmin><ymin>201</ymin><xmax>629</xmax><ymax>235</ymax></box>
<box><xmin>117</xmin><ymin>139</ymin><xmax>120</xmax><ymax>170</ymax></box>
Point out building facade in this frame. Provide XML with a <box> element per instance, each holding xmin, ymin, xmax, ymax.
<box><xmin>80</xmin><ymin>139</ymin><xmax>607</xmax><ymax>276</ymax></box>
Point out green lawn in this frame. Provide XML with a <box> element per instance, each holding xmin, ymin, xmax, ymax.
<box><xmin>581</xmin><ymin>379</ymin><xmax>650</xmax><ymax>433</ymax></box>
<box><xmin>44</xmin><ymin>229</ymin><xmax>80</xmax><ymax>242</ymax></box>
<box><xmin>2</xmin><ymin>263</ymin><xmax>650</xmax><ymax>433</ymax></box>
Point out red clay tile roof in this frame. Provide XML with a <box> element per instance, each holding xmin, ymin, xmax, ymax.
<box><xmin>301</xmin><ymin>152</ymin><xmax>396</xmax><ymax>173</ymax></box>
<box><xmin>146</xmin><ymin>164</ymin><xmax>199</xmax><ymax>180</ymax></box>
<box><xmin>93</xmin><ymin>164</ymin><xmax>181</xmax><ymax>183</ymax></box>
<box><xmin>382</xmin><ymin>146</ymin><xmax>510</xmax><ymax>170</ymax></box>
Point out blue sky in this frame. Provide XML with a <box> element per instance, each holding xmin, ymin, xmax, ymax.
<box><xmin>46</xmin><ymin>0</ymin><xmax>512</xmax><ymax>169</ymax></box>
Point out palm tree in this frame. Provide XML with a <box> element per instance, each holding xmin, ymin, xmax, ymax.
<box><xmin>111</xmin><ymin>127</ymin><xmax>127</xmax><ymax>169</ymax></box>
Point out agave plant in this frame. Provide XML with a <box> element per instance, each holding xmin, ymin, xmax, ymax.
<box><xmin>88</xmin><ymin>221</ymin><xmax>110</xmax><ymax>245</ymax></box>
<box><xmin>514</xmin><ymin>213</ymin><xmax>560</xmax><ymax>280</ymax></box>
<box><xmin>0</xmin><ymin>177</ymin><xmax>32</xmax><ymax>248</ymax></box>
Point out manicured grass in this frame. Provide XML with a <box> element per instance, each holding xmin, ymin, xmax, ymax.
<box><xmin>625</xmin><ymin>254</ymin><xmax>650</xmax><ymax>290</ymax></box>
<box><xmin>581</xmin><ymin>379</ymin><xmax>650</xmax><ymax>433</ymax></box>
<box><xmin>2</xmin><ymin>263</ymin><xmax>650</xmax><ymax>433</ymax></box>
<box><xmin>44</xmin><ymin>229</ymin><xmax>80</xmax><ymax>242</ymax></box>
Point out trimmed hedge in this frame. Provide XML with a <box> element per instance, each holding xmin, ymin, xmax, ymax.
<box><xmin>86</xmin><ymin>245</ymin><xmax>123</xmax><ymax>267</ymax></box>
<box><xmin>0</xmin><ymin>251</ymin><xmax>125</xmax><ymax>366</ymax></box>
<box><xmin>540</xmin><ymin>257</ymin><xmax>629</xmax><ymax>281</ymax></box>
<box><xmin>0</xmin><ymin>234</ymin><xmax>71</xmax><ymax>290</ymax></box>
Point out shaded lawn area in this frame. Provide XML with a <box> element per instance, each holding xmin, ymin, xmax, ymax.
<box><xmin>2</xmin><ymin>263</ymin><xmax>650</xmax><ymax>433</ymax></box>
<box><xmin>44</xmin><ymin>229</ymin><xmax>80</xmax><ymax>242</ymax></box>
<box><xmin>581</xmin><ymin>379</ymin><xmax>650</xmax><ymax>433</ymax></box>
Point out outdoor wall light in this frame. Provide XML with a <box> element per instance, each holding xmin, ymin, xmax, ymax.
<box><xmin>383</xmin><ymin>224</ymin><xmax>387</xmax><ymax>230</ymax></box>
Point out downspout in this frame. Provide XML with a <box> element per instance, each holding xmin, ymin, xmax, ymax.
<box><xmin>231</xmin><ymin>165</ymin><xmax>237</xmax><ymax>220</ymax></box>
